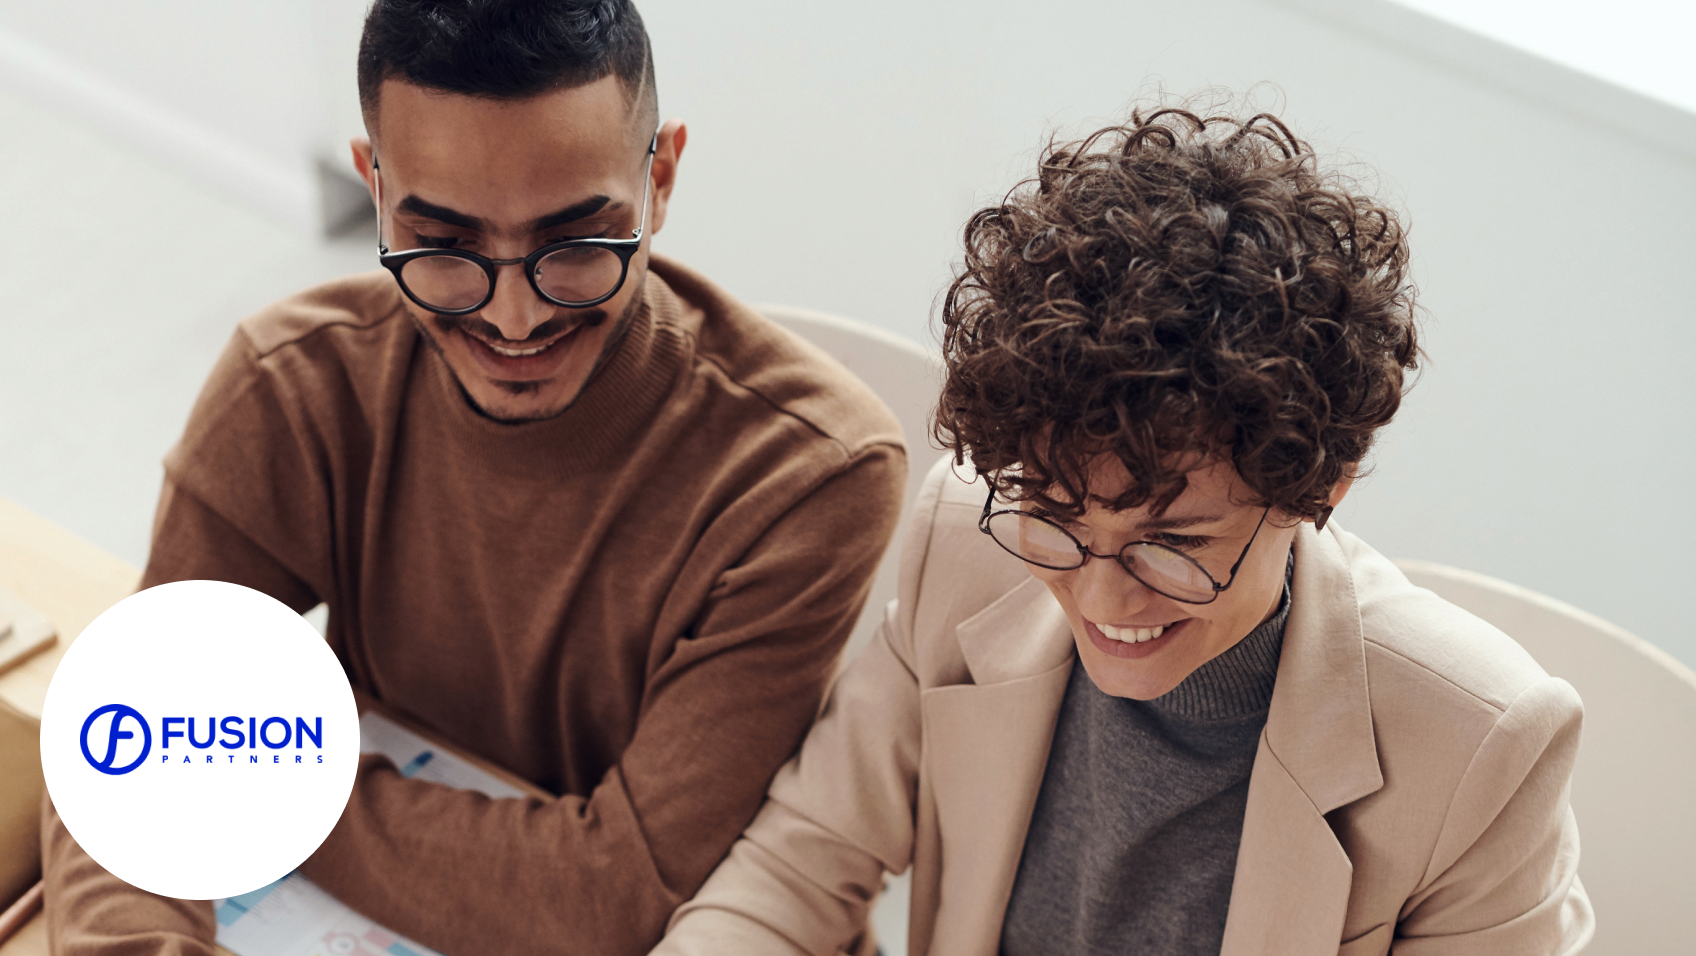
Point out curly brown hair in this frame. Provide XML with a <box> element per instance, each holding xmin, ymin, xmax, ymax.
<box><xmin>934</xmin><ymin>103</ymin><xmax>1420</xmax><ymax>520</ymax></box>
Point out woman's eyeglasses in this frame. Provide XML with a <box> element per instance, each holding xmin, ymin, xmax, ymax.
<box><xmin>978</xmin><ymin>488</ymin><xmax>1270</xmax><ymax>605</ymax></box>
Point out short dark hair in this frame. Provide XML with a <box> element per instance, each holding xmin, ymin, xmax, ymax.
<box><xmin>357</xmin><ymin>0</ymin><xmax>656</xmax><ymax>132</ymax></box>
<box><xmin>934</xmin><ymin>102</ymin><xmax>1419</xmax><ymax>521</ymax></box>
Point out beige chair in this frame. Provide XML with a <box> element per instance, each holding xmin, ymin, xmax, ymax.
<box><xmin>757</xmin><ymin>305</ymin><xmax>937</xmax><ymax>956</ymax></box>
<box><xmin>1397</xmin><ymin>560</ymin><xmax>1696</xmax><ymax>956</ymax></box>
<box><xmin>757</xmin><ymin>304</ymin><xmax>942</xmax><ymax>663</ymax></box>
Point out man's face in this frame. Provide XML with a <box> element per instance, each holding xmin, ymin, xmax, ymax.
<box><xmin>353</xmin><ymin>76</ymin><xmax>683</xmax><ymax>422</ymax></box>
<box><xmin>1025</xmin><ymin>458</ymin><xmax>1310</xmax><ymax>700</ymax></box>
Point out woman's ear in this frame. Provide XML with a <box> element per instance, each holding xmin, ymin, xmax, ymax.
<box><xmin>1328</xmin><ymin>472</ymin><xmax>1356</xmax><ymax>509</ymax></box>
<box><xmin>1312</xmin><ymin>470</ymin><xmax>1357</xmax><ymax>532</ymax></box>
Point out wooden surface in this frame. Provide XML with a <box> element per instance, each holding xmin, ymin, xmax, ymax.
<box><xmin>0</xmin><ymin>497</ymin><xmax>140</xmax><ymax>720</ymax></box>
<box><xmin>0</xmin><ymin>910</ymin><xmax>46</xmax><ymax>956</ymax></box>
<box><xmin>0</xmin><ymin>589</ymin><xmax>56</xmax><ymax>682</ymax></box>
<box><xmin>0</xmin><ymin>496</ymin><xmax>139</xmax><ymax>952</ymax></box>
<box><xmin>0</xmin><ymin>883</ymin><xmax>42</xmax><ymax>949</ymax></box>
<box><xmin>0</xmin><ymin>698</ymin><xmax>45</xmax><ymax>916</ymax></box>
<box><xmin>0</xmin><ymin>498</ymin><xmax>217</xmax><ymax>955</ymax></box>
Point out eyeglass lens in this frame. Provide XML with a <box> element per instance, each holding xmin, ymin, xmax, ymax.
<box><xmin>986</xmin><ymin>511</ymin><xmax>1219</xmax><ymax>602</ymax></box>
<box><xmin>400</xmin><ymin>256</ymin><xmax>488</xmax><ymax>312</ymax></box>
<box><xmin>399</xmin><ymin>245</ymin><xmax>626</xmax><ymax>312</ymax></box>
<box><xmin>534</xmin><ymin>246</ymin><xmax>624</xmax><ymax>304</ymax></box>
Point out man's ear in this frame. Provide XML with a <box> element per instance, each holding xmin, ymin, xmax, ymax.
<box><xmin>350</xmin><ymin>137</ymin><xmax>377</xmax><ymax>202</ymax></box>
<box><xmin>648</xmin><ymin>117</ymin><xmax>686</xmax><ymax>237</ymax></box>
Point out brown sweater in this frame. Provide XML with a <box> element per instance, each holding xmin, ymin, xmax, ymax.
<box><xmin>40</xmin><ymin>257</ymin><xmax>906</xmax><ymax>956</ymax></box>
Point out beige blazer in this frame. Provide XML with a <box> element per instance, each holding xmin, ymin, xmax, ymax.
<box><xmin>655</xmin><ymin>458</ymin><xmax>1593</xmax><ymax>956</ymax></box>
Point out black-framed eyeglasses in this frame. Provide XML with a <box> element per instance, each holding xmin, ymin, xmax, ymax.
<box><xmin>978</xmin><ymin>488</ymin><xmax>1270</xmax><ymax>605</ymax></box>
<box><xmin>373</xmin><ymin>132</ymin><xmax>659</xmax><ymax>315</ymax></box>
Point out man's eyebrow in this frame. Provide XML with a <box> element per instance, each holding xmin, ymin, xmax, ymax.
<box><xmin>397</xmin><ymin>195</ymin><xmax>483</xmax><ymax>230</ymax></box>
<box><xmin>528</xmin><ymin>195</ymin><xmax>616</xmax><ymax>233</ymax></box>
<box><xmin>393</xmin><ymin>195</ymin><xmax>618</xmax><ymax>234</ymax></box>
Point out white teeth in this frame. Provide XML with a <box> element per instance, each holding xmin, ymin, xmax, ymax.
<box><xmin>488</xmin><ymin>342</ymin><xmax>549</xmax><ymax>357</ymax></box>
<box><xmin>1098</xmin><ymin>623</ymin><xmax>1167</xmax><ymax>644</ymax></box>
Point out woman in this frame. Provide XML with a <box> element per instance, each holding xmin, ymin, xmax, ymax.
<box><xmin>652</xmin><ymin>105</ymin><xmax>1591</xmax><ymax>956</ymax></box>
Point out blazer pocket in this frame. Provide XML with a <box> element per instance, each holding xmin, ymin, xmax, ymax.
<box><xmin>1337</xmin><ymin>922</ymin><xmax>1392</xmax><ymax>956</ymax></box>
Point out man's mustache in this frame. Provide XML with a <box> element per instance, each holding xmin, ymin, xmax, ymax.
<box><xmin>431</xmin><ymin>309</ymin><xmax>608</xmax><ymax>345</ymax></box>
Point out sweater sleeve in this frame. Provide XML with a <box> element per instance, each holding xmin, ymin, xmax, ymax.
<box><xmin>40</xmin><ymin>793</ymin><xmax>219</xmax><ymax>956</ymax></box>
<box><xmin>293</xmin><ymin>446</ymin><xmax>906</xmax><ymax>956</ymax></box>
<box><xmin>649</xmin><ymin>454</ymin><xmax>948</xmax><ymax>956</ymax></box>
<box><xmin>647</xmin><ymin>603</ymin><xmax>924</xmax><ymax>956</ymax></box>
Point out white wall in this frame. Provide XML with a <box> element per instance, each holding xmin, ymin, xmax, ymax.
<box><xmin>0</xmin><ymin>0</ymin><xmax>370</xmax><ymax>230</ymax></box>
<box><xmin>1</xmin><ymin>0</ymin><xmax>1692</xmax><ymax>666</ymax></box>
<box><xmin>636</xmin><ymin>0</ymin><xmax>1696</xmax><ymax>664</ymax></box>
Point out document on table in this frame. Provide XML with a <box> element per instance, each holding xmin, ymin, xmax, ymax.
<box><xmin>0</xmin><ymin>584</ymin><xmax>56</xmax><ymax>677</ymax></box>
<box><xmin>214</xmin><ymin>711</ymin><xmax>530</xmax><ymax>956</ymax></box>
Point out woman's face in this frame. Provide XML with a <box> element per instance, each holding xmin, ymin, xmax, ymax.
<box><xmin>1024</xmin><ymin>458</ymin><xmax>1319</xmax><ymax>700</ymax></box>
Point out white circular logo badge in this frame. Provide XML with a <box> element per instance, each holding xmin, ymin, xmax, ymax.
<box><xmin>41</xmin><ymin>580</ymin><xmax>359</xmax><ymax>900</ymax></box>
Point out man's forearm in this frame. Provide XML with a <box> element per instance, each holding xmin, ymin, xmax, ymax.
<box><xmin>302</xmin><ymin>452</ymin><xmax>905</xmax><ymax>956</ymax></box>
<box><xmin>41</xmin><ymin>795</ymin><xmax>217</xmax><ymax>956</ymax></box>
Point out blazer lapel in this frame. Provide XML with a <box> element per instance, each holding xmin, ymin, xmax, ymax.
<box><xmin>1220</xmin><ymin>736</ymin><xmax>1357</xmax><ymax>956</ymax></box>
<box><xmin>919</xmin><ymin>575</ymin><xmax>1074</xmax><ymax>956</ymax></box>
<box><xmin>1221</xmin><ymin>522</ymin><xmax>1385</xmax><ymax>956</ymax></box>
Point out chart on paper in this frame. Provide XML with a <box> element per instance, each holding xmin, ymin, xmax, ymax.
<box><xmin>216</xmin><ymin>873</ymin><xmax>443</xmax><ymax>956</ymax></box>
<box><xmin>214</xmin><ymin>711</ymin><xmax>530</xmax><ymax>956</ymax></box>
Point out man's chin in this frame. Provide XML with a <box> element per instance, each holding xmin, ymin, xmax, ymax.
<box><xmin>407</xmin><ymin>277</ymin><xmax>643</xmax><ymax>424</ymax></box>
<box><xmin>410</xmin><ymin>321</ymin><xmax>586</xmax><ymax>422</ymax></box>
<box><xmin>490</xmin><ymin>379</ymin><xmax>545</xmax><ymax>397</ymax></box>
<box><xmin>461</xmin><ymin>379</ymin><xmax>575</xmax><ymax>423</ymax></box>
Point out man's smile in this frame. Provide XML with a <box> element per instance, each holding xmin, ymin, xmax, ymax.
<box><xmin>483</xmin><ymin>339</ymin><xmax>556</xmax><ymax>358</ymax></box>
<box><xmin>456</xmin><ymin>322</ymin><xmax>587</xmax><ymax>380</ymax></box>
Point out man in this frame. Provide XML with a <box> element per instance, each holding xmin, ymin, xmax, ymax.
<box><xmin>41</xmin><ymin>2</ymin><xmax>906</xmax><ymax>954</ymax></box>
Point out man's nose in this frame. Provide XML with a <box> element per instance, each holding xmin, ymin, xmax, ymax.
<box><xmin>481</xmin><ymin>262</ymin><xmax>554</xmax><ymax>341</ymax></box>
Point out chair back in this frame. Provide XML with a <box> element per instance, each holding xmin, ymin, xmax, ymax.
<box><xmin>758</xmin><ymin>304</ymin><xmax>942</xmax><ymax>661</ymax></box>
<box><xmin>1397</xmin><ymin>560</ymin><xmax>1696</xmax><ymax>956</ymax></box>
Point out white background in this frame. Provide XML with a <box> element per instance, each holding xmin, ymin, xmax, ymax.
<box><xmin>1387</xmin><ymin>0</ymin><xmax>1696</xmax><ymax>114</ymax></box>
<box><xmin>0</xmin><ymin>0</ymin><xmax>1692</xmax><ymax>667</ymax></box>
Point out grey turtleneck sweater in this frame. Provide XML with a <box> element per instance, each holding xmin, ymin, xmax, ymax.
<box><xmin>999</xmin><ymin>572</ymin><xmax>1291</xmax><ymax>956</ymax></box>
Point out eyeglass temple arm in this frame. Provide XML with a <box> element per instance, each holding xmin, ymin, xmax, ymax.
<box><xmin>1219</xmin><ymin>507</ymin><xmax>1272</xmax><ymax>590</ymax></box>
<box><xmin>372</xmin><ymin>157</ymin><xmax>389</xmax><ymax>255</ymax></box>
<box><xmin>631</xmin><ymin>131</ymin><xmax>659</xmax><ymax>241</ymax></box>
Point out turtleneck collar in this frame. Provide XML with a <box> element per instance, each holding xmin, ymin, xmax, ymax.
<box><xmin>1144</xmin><ymin>553</ymin><xmax>1293</xmax><ymax>721</ymax></box>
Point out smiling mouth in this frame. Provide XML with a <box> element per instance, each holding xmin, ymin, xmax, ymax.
<box><xmin>1096</xmin><ymin>621</ymin><xmax>1179</xmax><ymax>644</ymax></box>
<box><xmin>484</xmin><ymin>340</ymin><xmax>555</xmax><ymax>357</ymax></box>
<box><xmin>461</xmin><ymin>324</ymin><xmax>578</xmax><ymax>360</ymax></box>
